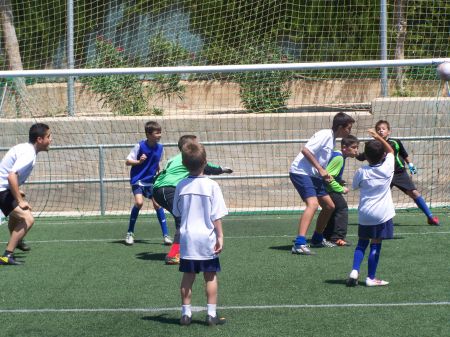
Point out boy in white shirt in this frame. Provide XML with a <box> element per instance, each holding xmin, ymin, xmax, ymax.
<box><xmin>173</xmin><ymin>141</ymin><xmax>228</xmax><ymax>326</ymax></box>
<box><xmin>346</xmin><ymin>129</ymin><xmax>395</xmax><ymax>287</ymax></box>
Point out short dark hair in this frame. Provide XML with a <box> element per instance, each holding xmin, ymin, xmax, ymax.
<box><xmin>332</xmin><ymin>112</ymin><xmax>355</xmax><ymax>132</ymax></box>
<box><xmin>182</xmin><ymin>142</ymin><xmax>206</xmax><ymax>173</ymax></box>
<box><xmin>145</xmin><ymin>121</ymin><xmax>162</xmax><ymax>134</ymax></box>
<box><xmin>177</xmin><ymin>134</ymin><xmax>197</xmax><ymax>150</ymax></box>
<box><xmin>341</xmin><ymin>135</ymin><xmax>359</xmax><ymax>147</ymax></box>
<box><xmin>29</xmin><ymin>123</ymin><xmax>49</xmax><ymax>143</ymax></box>
<box><xmin>375</xmin><ymin>120</ymin><xmax>390</xmax><ymax>130</ymax></box>
<box><xmin>364</xmin><ymin>140</ymin><xmax>385</xmax><ymax>164</ymax></box>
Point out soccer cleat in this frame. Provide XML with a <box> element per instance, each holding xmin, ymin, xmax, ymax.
<box><xmin>346</xmin><ymin>270</ymin><xmax>359</xmax><ymax>287</ymax></box>
<box><xmin>125</xmin><ymin>232</ymin><xmax>135</xmax><ymax>245</ymax></box>
<box><xmin>163</xmin><ymin>235</ymin><xmax>173</xmax><ymax>246</ymax></box>
<box><xmin>291</xmin><ymin>244</ymin><xmax>315</xmax><ymax>255</ymax></box>
<box><xmin>180</xmin><ymin>315</ymin><xmax>192</xmax><ymax>326</ymax></box>
<box><xmin>365</xmin><ymin>277</ymin><xmax>389</xmax><ymax>287</ymax></box>
<box><xmin>427</xmin><ymin>216</ymin><xmax>440</xmax><ymax>226</ymax></box>
<box><xmin>309</xmin><ymin>238</ymin><xmax>337</xmax><ymax>248</ymax></box>
<box><xmin>165</xmin><ymin>253</ymin><xmax>180</xmax><ymax>265</ymax></box>
<box><xmin>206</xmin><ymin>314</ymin><xmax>226</xmax><ymax>326</ymax></box>
<box><xmin>334</xmin><ymin>239</ymin><xmax>352</xmax><ymax>247</ymax></box>
<box><xmin>17</xmin><ymin>240</ymin><xmax>31</xmax><ymax>252</ymax></box>
<box><xmin>0</xmin><ymin>255</ymin><xmax>21</xmax><ymax>265</ymax></box>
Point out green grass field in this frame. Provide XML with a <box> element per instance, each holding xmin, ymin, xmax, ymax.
<box><xmin>1</xmin><ymin>210</ymin><xmax>449</xmax><ymax>337</ymax></box>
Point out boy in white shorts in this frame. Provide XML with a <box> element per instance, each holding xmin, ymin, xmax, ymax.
<box><xmin>173</xmin><ymin>141</ymin><xmax>228</xmax><ymax>326</ymax></box>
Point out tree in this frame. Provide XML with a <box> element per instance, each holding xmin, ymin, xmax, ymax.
<box><xmin>394</xmin><ymin>0</ymin><xmax>407</xmax><ymax>95</ymax></box>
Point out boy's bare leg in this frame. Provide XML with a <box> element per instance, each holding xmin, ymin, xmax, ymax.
<box><xmin>297</xmin><ymin>196</ymin><xmax>319</xmax><ymax>236</ymax></box>
<box><xmin>180</xmin><ymin>273</ymin><xmax>196</xmax><ymax>305</ymax></box>
<box><xmin>204</xmin><ymin>272</ymin><xmax>218</xmax><ymax>305</ymax></box>
<box><xmin>314</xmin><ymin>195</ymin><xmax>335</xmax><ymax>234</ymax></box>
<box><xmin>6</xmin><ymin>208</ymin><xmax>34</xmax><ymax>253</ymax></box>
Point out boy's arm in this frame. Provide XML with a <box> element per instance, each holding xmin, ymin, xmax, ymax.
<box><xmin>368</xmin><ymin>129</ymin><xmax>394</xmax><ymax>155</ymax></box>
<box><xmin>204</xmin><ymin>162</ymin><xmax>233</xmax><ymax>175</ymax></box>
<box><xmin>397</xmin><ymin>139</ymin><xmax>417</xmax><ymax>174</ymax></box>
<box><xmin>213</xmin><ymin>218</ymin><xmax>224</xmax><ymax>254</ymax></box>
<box><xmin>301</xmin><ymin>147</ymin><xmax>332</xmax><ymax>182</ymax></box>
<box><xmin>125</xmin><ymin>144</ymin><xmax>146</xmax><ymax>166</ymax></box>
<box><xmin>326</xmin><ymin>156</ymin><xmax>347</xmax><ymax>194</ymax></box>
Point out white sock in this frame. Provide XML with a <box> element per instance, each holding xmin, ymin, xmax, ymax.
<box><xmin>207</xmin><ymin>303</ymin><xmax>216</xmax><ymax>318</ymax></box>
<box><xmin>181</xmin><ymin>304</ymin><xmax>192</xmax><ymax>317</ymax></box>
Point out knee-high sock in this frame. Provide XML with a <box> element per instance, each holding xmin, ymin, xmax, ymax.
<box><xmin>127</xmin><ymin>206</ymin><xmax>140</xmax><ymax>233</ymax></box>
<box><xmin>352</xmin><ymin>239</ymin><xmax>370</xmax><ymax>272</ymax></box>
<box><xmin>156</xmin><ymin>208</ymin><xmax>169</xmax><ymax>236</ymax></box>
<box><xmin>368</xmin><ymin>242</ymin><xmax>382</xmax><ymax>279</ymax></box>
<box><xmin>414</xmin><ymin>196</ymin><xmax>433</xmax><ymax>218</ymax></box>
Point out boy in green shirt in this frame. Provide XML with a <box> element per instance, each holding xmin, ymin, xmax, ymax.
<box><xmin>323</xmin><ymin>135</ymin><xmax>359</xmax><ymax>246</ymax></box>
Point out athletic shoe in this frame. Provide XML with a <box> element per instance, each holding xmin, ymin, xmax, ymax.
<box><xmin>180</xmin><ymin>315</ymin><xmax>192</xmax><ymax>326</ymax></box>
<box><xmin>125</xmin><ymin>232</ymin><xmax>134</xmax><ymax>245</ymax></box>
<box><xmin>165</xmin><ymin>253</ymin><xmax>180</xmax><ymax>265</ymax></box>
<box><xmin>346</xmin><ymin>270</ymin><xmax>359</xmax><ymax>287</ymax></box>
<box><xmin>309</xmin><ymin>239</ymin><xmax>337</xmax><ymax>248</ymax></box>
<box><xmin>163</xmin><ymin>235</ymin><xmax>173</xmax><ymax>246</ymax></box>
<box><xmin>334</xmin><ymin>239</ymin><xmax>352</xmax><ymax>247</ymax></box>
<box><xmin>0</xmin><ymin>255</ymin><xmax>21</xmax><ymax>265</ymax></box>
<box><xmin>427</xmin><ymin>216</ymin><xmax>440</xmax><ymax>226</ymax></box>
<box><xmin>206</xmin><ymin>314</ymin><xmax>226</xmax><ymax>326</ymax></box>
<box><xmin>17</xmin><ymin>240</ymin><xmax>31</xmax><ymax>251</ymax></box>
<box><xmin>291</xmin><ymin>244</ymin><xmax>315</xmax><ymax>255</ymax></box>
<box><xmin>365</xmin><ymin>277</ymin><xmax>389</xmax><ymax>287</ymax></box>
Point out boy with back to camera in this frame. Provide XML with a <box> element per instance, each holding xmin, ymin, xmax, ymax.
<box><xmin>0</xmin><ymin>123</ymin><xmax>52</xmax><ymax>265</ymax></box>
<box><xmin>290</xmin><ymin>112</ymin><xmax>355</xmax><ymax>255</ymax></box>
<box><xmin>347</xmin><ymin>129</ymin><xmax>395</xmax><ymax>287</ymax></box>
<box><xmin>322</xmin><ymin>135</ymin><xmax>360</xmax><ymax>246</ymax></box>
<box><xmin>124</xmin><ymin>121</ymin><xmax>172</xmax><ymax>246</ymax></box>
<box><xmin>173</xmin><ymin>142</ymin><xmax>228</xmax><ymax>326</ymax></box>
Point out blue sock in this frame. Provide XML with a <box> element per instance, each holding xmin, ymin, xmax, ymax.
<box><xmin>156</xmin><ymin>208</ymin><xmax>169</xmax><ymax>236</ymax></box>
<box><xmin>414</xmin><ymin>196</ymin><xmax>433</xmax><ymax>218</ymax></box>
<box><xmin>294</xmin><ymin>235</ymin><xmax>307</xmax><ymax>246</ymax></box>
<box><xmin>127</xmin><ymin>206</ymin><xmax>140</xmax><ymax>233</ymax></box>
<box><xmin>368</xmin><ymin>242</ymin><xmax>382</xmax><ymax>279</ymax></box>
<box><xmin>311</xmin><ymin>231</ymin><xmax>323</xmax><ymax>244</ymax></box>
<box><xmin>352</xmin><ymin>239</ymin><xmax>370</xmax><ymax>271</ymax></box>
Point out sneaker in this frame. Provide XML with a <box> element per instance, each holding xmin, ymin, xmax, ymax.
<box><xmin>365</xmin><ymin>277</ymin><xmax>389</xmax><ymax>287</ymax></box>
<box><xmin>125</xmin><ymin>232</ymin><xmax>134</xmax><ymax>245</ymax></box>
<box><xmin>291</xmin><ymin>244</ymin><xmax>314</xmax><ymax>255</ymax></box>
<box><xmin>0</xmin><ymin>255</ymin><xmax>21</xmax><ymax>265</ymax></box>
<box><xmin>163</xmin><ymin>235</ymin><xmax>173</xmax><ymax>246</ymax></box>
<box><xmin>17</xmin><ymin>240</ymin><xmax>31</xmax><ymax>251</ymax></box>
<box><xmin>346</xmin><ymin>270</ymin><xmax>359</xmax><ymax>287</ymax></box>
<box><xmin>180</xmin><ymin>315</ymin><xmax>192</xmax><ymax>326</ymax></box>
<box><xmin>165</xmin><ymin>253</ymin><xmax>180</xmax><ymax>265</ymax></box>
<box><xmin>427</xmin><ymin>216</ymin><xmax>440</xmax><ymax>226</ymax></box>
<box><xmin>309</xmin><ymin>238</ymin><xmax>337</xmax><ymax>248</ymax></box>
<box><xmin>206</xmin><ymin>314</ymin><xmax>226</xmax><ymax>326</ymax></box>
<box><xmin>334</xmin><ymin>239</ymin><xmax>352</xmax><ymax>247</ymax></box>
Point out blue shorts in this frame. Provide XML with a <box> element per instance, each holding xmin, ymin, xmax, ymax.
<box><xmin>179</xmin><ymin>258</ymin><xmax>221</xmax><ymax>274</ymax></box>
<box><xmin>358</xmin><ymin>219</ymin><xmax>394</xmax><ymax>240</ymax></box>
<box><xmin>131</xmin><ymin>184</ymin><xmax>153</xmax><ymax>199</ymax></box>
<box><xmin>289</xmin><ymin>173</ymin><xmax>328</xmax><ymax>200</ymax></box>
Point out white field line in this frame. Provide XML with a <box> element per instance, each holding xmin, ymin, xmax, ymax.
<box><xmin>0</xmin><ymin>302</ymin><xmax>449</xmax><ymax>314</ymax></box>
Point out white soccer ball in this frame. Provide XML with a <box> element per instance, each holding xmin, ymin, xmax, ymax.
<box><xmin>437</xmin><ymin>62</ymin><xmax>450</xmax><ymax>81</ymax></box>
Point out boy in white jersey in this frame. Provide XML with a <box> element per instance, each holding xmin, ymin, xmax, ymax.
<box><xmin>290</xmin><ymin>112</ymin><xmax>355</xmax><ymax>255</ymax></box>
<box><xmin>173</xmin><ymin>142</ymin><xmax>228</xmax><ymax>326</ymax></box>
<box><xmin>346</xmin><ymin>129</ymin><xmax>395</xmax><ymax>287</ymax></box>
<box><xmin>0</xmin><ymin>123</ymin><xmax>52</xmax><ymax>265</ymax></box>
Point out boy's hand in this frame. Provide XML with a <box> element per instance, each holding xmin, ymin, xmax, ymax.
<box><xmin>138</xmin><ymin>154</ymin><xmax>147</xmax><ymax>163</ymax></box>
<box><xmin>222</xmin><ymin>167</ymin><xmax>233</xmax><ymax>174</ymax></box>
<box><xmin>367</xmin><ymin>128</ymin><xmax>378</xmax><ymax>138</ymax></box>
<box><xmin>320</xmin><ymin>169</ymin><xmax>332</xmax><ymax>183</ymax></box>
<box><xmin>214</xmin><ymin>237</ymin><xmax>223</xmax><ymax>254</ymax></box>
<box><xmin>343</xmin><ymin>187</ymin><xmax>349</xmax><ymax>194</ymax></box>
<box><xmin>408</xmin><ymin>163</ymin><xmax>417</xmax><ymax>175</ymax></box>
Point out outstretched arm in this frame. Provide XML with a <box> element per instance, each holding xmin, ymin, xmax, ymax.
<box><xmin>204</xmin><ymin>163</ymin><xmax>233</xmax><ymax>175</ymax></box>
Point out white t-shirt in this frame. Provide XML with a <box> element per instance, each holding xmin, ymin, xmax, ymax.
<box><xmin>290</xmin><ymin>129</ymin><xmax>335</xmax><ymax>177</ymax></box>
<box><xmin>352</xmin><ymin>153</ymin><xmax>395</xmax><ymax>226</ymax></box>
<box><xmin>173</xmin><ymin>176</ymin><xmax>228</xmax><ymax>260</ymax></box>
<box><xmin>0</xmin><ymin>143</ymin><xmax>37</xmax><ymax>192</ymax></box>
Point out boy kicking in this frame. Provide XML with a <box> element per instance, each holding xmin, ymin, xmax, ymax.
<box><xmin>173</xmin><ymin>142</ymin><xmax>228</xmax><ymax>326</ymax></box>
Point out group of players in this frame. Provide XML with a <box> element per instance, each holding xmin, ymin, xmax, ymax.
<box><xmin>0</xmin><ymin>115</ymin><xmax>441</xmax><ymax>324</ymax></box>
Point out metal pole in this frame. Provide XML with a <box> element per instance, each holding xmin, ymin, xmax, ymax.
<box><xmin>67</xmin><ymin>0</ymin><xmax>75</xmax><ymax>116</ymax></box>
<box><xmin>99</xmin><ymin>146</ymin><xmax>106</xmax><ymax>216</ymax></box>
<box><xmin>380</xmin><ymin>0</ymin><xmax>388</xmax><ymax>96</ymax></box>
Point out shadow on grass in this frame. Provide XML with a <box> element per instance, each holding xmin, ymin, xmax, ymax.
<box><xmin>109</xmin><ymin>239</ymin><xmax>158</xmax><ymax>246</ymax></box>
<box><xmin>324</xmin><ymin>279</ymin><xmax>348</xmax><ymax>285</ymax></box>
<box><xmin>142</xmin><ymin>314</ymin><xmax>207</xmax><ymax>326</ymax></box>
<box><xmin>269</xmin><ymin>245</ymin><xmax>292</xmax><ymax>251</ymax></box>
<box><xmin>136</xmin><ymin>252</ymin><xmax>166</xmax><ymax>261</ymax></box>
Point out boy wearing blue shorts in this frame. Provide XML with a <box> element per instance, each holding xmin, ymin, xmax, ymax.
<box><xmin>347</xmin><ymin>129</ymin><xmax>395</xmax><ymax>287</ymax></box>
<box><xmin>290</xmin><ymin>112</ymin><xmax>355</xmax><ymax>255</ymax></box>
<box><xmin>173</xmin><ymin>142</ymin><xmax>228</xmax><ymax>326</ymax></box>
<box><xmin>125</xmin><ymin>121</ymin><xmax>171</xmax><ymax>246</ymax></box>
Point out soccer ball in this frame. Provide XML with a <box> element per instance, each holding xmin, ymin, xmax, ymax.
<box><xmin>437</xmin><ymin>62</ymin><xmax>450</xmax><ymax>81</ymax></box>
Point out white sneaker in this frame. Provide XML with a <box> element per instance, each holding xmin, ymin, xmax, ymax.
<box><xmin>125</xmin><ymin>232</ymin><xmax>134</xmax><ymax>245</ymax></box>
<box><xmin>346</xmin><ymin>270</ymin><xmax>359</xmax><ymax>287</ymax></box>
<box><xmin>365</xmin><ymin>277</ymin><xmax>389</xmax><ymax>287</ymax></box>
<box><xmin>163</xmin><ymin>235</ymin><xmax>173</xmax><ymax>245</ymax></box>
<box><xmin>291</xmin><ymin>244</ymin><xmax>315</xmax><ymax>255</ymax></box>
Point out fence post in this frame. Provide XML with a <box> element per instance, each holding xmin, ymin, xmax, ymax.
<box><xmin>67</xmin><ymin>0</ymin><xmax>75</xmax><ymax>116</ymax></box>
<box><xmin>99</xmin><ymin>146</ymin><xmax>106</xmax><ymax>215</ymax></box>
<box><xmin>380</xmin><ymin>0</ymin><xmax>388</xmax><ymax>97</ymax></box>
